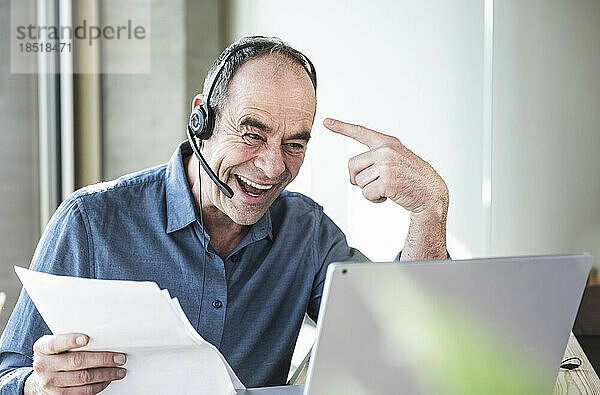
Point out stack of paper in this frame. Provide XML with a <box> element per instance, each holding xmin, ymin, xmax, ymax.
<box><xmin>15</xmin><ymin>266</ymin><xmax>245</xmax><ymax>395</ymax></box>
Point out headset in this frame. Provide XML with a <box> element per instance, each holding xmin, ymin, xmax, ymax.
<box><xmin>188</xmin><ymin>37</ymin><xmax>316</xmax><ymax>331</ymax></box>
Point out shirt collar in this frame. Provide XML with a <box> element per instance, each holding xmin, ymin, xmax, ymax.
<box><xmin>165</xmin><ymin>140</ymin><xmax>273</xmax><ymax>243</ymax></box>
<box><xmin>165</xmin><ymin>141</ymin><xmax>198</xmax><ymax>234</ymax></box>
<box><xmin>226</xmin><ymin>208</ymin><xmax>273</xmax><ymax>256</ymax></box>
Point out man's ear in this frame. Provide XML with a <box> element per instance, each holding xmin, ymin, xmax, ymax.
<box><xmin>191</xmin><ymin>93</ymin><xmax>205</xmax><ymax>110</ymax></box>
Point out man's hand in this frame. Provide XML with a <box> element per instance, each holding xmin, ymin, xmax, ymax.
<box><xmin>25</xmin><ymin>333</ymin><xmax>127</xmax><ymax>395</ymax></box>
<box><xmin>323</xmin><ymin>118</ymin><xmax>449</xmax><ymax>260</ymax></box>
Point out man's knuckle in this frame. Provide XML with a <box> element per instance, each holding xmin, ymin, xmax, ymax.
<box><xmin>46</xmin><ymin>374</ymin><xmax>60</xmax><ymax>387</ymax></box>
<box><xmin>79</xmin><ymin>368</ymin><xmax>92</xmax><ymax>384</ymax></box>
<box><xmin>32</xmin><ymin>357</ymin><xmax>45</xmax><ymax>372</ymax></box>
<box><xmin>375</xmin><ymin>146</ymin><xmax>387</xmax><ymax>157</ymax></box>
<box><xmin>39</xmin><ymin>375</ymin><xmax>53</xmax><ymax>389</ymax></box>
<box><xmin>71</xmin><ymin>353</ymin><xmax>85</xmax><ymax>369</ymax></box>
<box><xmin>47</xmin><ymin>340</ymin><xmax>61</xmax><ymax>354</ymax></box>
<box><xmin>380</xmin><ymin>144</ymin><xmax>395</xmax><ymax>156</ymax></box>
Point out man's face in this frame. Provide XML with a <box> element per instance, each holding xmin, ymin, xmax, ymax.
<box><xmin>200</xmin><ymin>54</ymin><xmax>316</xmax><ymax>225</ymax></box>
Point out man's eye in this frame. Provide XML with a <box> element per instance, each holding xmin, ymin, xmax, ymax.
<box><xmin>285</xmin><ymin>143</ymin><xmax>304</xmax><ymax>150</ymax></box>
<box><xmin>245</xmin><ymin>133</ymin><xmax>264</xmax><ymax>142</ymax></box>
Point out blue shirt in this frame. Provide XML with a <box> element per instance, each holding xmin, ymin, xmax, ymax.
<box><xmin>0</xmin><ymin>141</ymin><xmax>401</xmax><ymax>393</ymax></box>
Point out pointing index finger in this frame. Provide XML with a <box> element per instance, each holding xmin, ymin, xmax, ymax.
<box><xmin>323</xmin><ymin>118</ymin><xmax>386</xmax><ymax>149</ymax></box>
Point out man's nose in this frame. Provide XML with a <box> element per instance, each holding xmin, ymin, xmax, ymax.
<box><xmin>254</xmin><ymin>144</ymin><xmax>286</xmax><ymax>180</ymax></box>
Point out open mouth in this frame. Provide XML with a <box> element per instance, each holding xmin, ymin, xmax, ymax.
<box><xmin>235</xmin><ymin>175</ymin><xmax>274</xmax><ymax>198</ymax></box>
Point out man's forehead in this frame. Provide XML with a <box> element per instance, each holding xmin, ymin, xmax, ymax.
<box><xmin>223</xmin><ymin>55</ymin><xmax>316</xmax><ymax>130</ymax></box>
<box><xmin>232</xmin><ymin>53</ymin><xmax>313</xmax><ymax>86</ymax></box>
<box><xmin>226</xmin><ymin>55</ymin><xmax>316</xmax><ymax>107</ymax></box>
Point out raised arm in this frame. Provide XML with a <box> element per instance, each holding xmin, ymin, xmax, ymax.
<box><xmin>323</xmin><ymin>118</ymin><xmax>448</xmax><ymax>261</ymax></box>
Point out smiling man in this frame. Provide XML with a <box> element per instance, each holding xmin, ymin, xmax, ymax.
<box><xmin>0</xmin><ymin>36</ymin><xmax>448</xmax><ymax>394</ymax></box>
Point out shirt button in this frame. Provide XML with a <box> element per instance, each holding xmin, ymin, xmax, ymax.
<box><xmin>212</xmin><ymin>300</ymin><xmax>223</xmax><ymax>309</ymax></box>
<box><xmin>230</xmin><ymin>254</ymin><xmax>238</xmax><ymax>263</ymax></box>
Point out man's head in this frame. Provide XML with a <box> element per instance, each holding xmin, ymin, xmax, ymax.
<box><xmin>193</xmin><ymin>36</ymin><xmax>317</xmax><ymax>225</ymax></box>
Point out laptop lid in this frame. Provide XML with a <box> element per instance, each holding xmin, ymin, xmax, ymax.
<box><xmin>304</xmin><ymin>254</ymin><xmax>592</xmax><ymax>395</ymax></box>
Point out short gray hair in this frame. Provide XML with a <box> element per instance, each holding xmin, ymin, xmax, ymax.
<box><xmin>202</xmin><ymin>36</ymin><xmax>317</xmax><ymax>116</ymax></box>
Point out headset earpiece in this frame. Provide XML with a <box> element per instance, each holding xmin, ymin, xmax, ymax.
<box><xmin>186</xmin><ymin>102</ymin><xmax>233</xmax><ymax>198</ymax></box>
<box><xmin>189</xmin><ymin>104</ymin><xmax>210</xmax><ymax>140</ymax></box>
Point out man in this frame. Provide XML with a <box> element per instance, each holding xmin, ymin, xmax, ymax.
<box><xmin>0</xmin><ymin>36</ymin><xmax>448</xmax><ymax>394</ymax></box>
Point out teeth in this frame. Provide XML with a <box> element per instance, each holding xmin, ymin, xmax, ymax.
<box><xmin>237</xmin><ymin>175</ymin><xmax>273</xmax><ymax>190</ymax></box>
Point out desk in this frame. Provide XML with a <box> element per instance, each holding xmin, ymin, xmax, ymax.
<box><xmin>554</xmin><ymin>333</ymin><xmax>600</xmax><ymax>394</ymax></box>
<box><xmin>290</xmin><ymin>333</ymin><xmax>600</xmax><ymax>394</ymax></box>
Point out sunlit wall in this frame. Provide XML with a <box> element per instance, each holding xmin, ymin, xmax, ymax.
<box><xmin>228</xmin><ymin>0</ymin><xmax>600</xmax><ymax>266</ymax></box>
<box><xmin>491</xmin><ymin>0</ymin><xmax>600</xmax><ymax>260</ymax></box>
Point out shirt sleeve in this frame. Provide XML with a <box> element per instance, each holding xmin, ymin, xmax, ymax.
<box><xmin>306</xmin><ymin>208</ymin><xmax>450</xmax><ymax>322</ymax></box>
<box><xmin>307</xmin><ymin>208</ymin><xmax>374</xmax><ymax>323</ymax></box>
<box><xmin>0</xmin><ymin>194</ymin><xmax>92</xmax><ymax>394</ymax></box>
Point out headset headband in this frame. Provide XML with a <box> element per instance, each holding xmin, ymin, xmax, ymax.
<box><xmin>205</xmin><ymin>38</ymin><xmax>317</xmax><ymax>116</ymax></box>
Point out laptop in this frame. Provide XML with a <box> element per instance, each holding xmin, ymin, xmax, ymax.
<box><xmin>242</xmin><ymin>254</ymin><xmax>591</xmax><ymax>394</ymax></box>
<box><xmin>301</xmin><ymin>254</ymin><xmax>592</xmax><ymax>395</ymax></box>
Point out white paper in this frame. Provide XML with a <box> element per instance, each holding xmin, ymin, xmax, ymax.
<box><xmin>15</xmin><ymin>266</ymin><xmax>245</xmax><ymax>394</ymax></box>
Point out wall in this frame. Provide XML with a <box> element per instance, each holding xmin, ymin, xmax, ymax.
<box><xmin>228</xmin><ymin>0</ymin><xmax>600</xmax><ymax>265</ymax></box>
<box><xmin>492</xmin><ymin>0</ymin><xmax>600</xmax><ymax>261</ymax></box>
<box><xmin>101</xmin><ymin>0</ymin><xmax>226</xmax><ymax>181</ymax></box>
<box><xmin>0</xmin><ymin>1</ymin><xmax>40</xmax><ymax>331</ymax></box>
<box><xmin>101</xmin><ymin>0</ymin><xmax>187</xmax><ymax>180</ymax></box>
